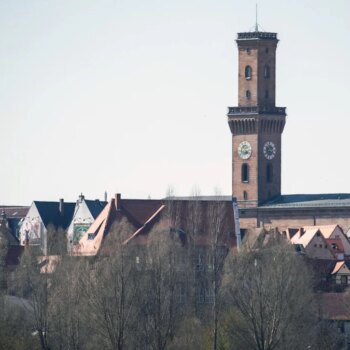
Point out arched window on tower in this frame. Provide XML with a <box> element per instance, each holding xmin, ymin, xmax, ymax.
<box><xmin>266</xmin><ymin>163</ymin><xmax>273</xmax><ymax>183</ymax></box>
<box><xmin>264</xmin><ymin>65</ymin><xmax>270</xmax><ymax>79</ymax></box>
<box><xmin>243</xmin><ymin>191</ymin><xmax>248</xmax><ymax>200</ymax></box>
<box><xmin>245</xmin><ymin>66</ymin><xmax>252</xmax><ymax>80</ymax></box>
<box><xmin>242</xmin><ymin>164</ymin><xmax>249</xmax><ymax>183</ymax></box>
<box><xmin>246</xmin><ymin>90</ymin><xmax>251</xmax><ymax>100</ymax></box>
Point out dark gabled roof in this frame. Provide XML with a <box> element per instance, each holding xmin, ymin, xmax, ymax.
<box><xmin>34</xmin><ymin>201</ymin><xmax>75</xmax><ymax>230</ymax></box>
<box><xmin>85</xmin><ymin>200</ymin><xmax>107</xmax><ymax>219</ymax></box>
<box><xmin>261</xmin><ymin>194</ymin><xmax>350</xmax><ymax>209</ymax></box>
<box><xmin>0</xmin><ymin>206</ymin><xmax>29</xmax><ymax>218</ymax></box>
<box><xmin>121</xmin><ymin>199</ymin><xmax>164</xmax><ymax>227</ymax></box>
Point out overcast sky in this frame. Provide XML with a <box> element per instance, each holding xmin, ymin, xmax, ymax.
<box><xmin>1</xmin><ymin>0</ymin><xmax>350</xmax><ymax>205</ymax></box>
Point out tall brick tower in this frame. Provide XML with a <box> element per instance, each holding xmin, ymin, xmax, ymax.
<box><xmin>228</xmin><ymin>31</ymin><xmax>286</xmax><ymax>208</ymax></box>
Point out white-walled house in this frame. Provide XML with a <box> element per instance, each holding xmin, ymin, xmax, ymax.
<box><xmin>67</xmin><ymin>194</ymin><xmax>106</xmax><ymax>252</ymax></box>
<box><xmin>19</xmin><ymin>199</ymin><xmax>75</xmax><ymax>255</ymax></box>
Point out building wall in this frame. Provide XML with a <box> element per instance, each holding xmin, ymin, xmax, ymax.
<box><xmin>239</xmin><ymin>208</ymin><xmax>350</xmax><ymax>233</ymax></box>
<box><xmin>305</xmin><ymin>235</ymin><xmax>334</xmax><ymax>260</ymax></box>
<box><xmin>67</xmin><ymin>200</ymin><xmax>95</xmax><ymax>252</ymax></box>
<box><xmin>19</xmin><ymin>203</ymin><xmax>46</xmax><ymax>249</ymax></box>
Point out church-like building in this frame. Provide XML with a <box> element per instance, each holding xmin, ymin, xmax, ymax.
<box><xmin>228</xmin><ymin>29</ymin><xmax>350</xmax><ymax>233</ymax></box>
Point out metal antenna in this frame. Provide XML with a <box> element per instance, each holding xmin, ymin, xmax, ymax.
<box><xmin>255</xmin><ymin>3</ymin><xmax>259</xmax><ymax>32</ymax></box>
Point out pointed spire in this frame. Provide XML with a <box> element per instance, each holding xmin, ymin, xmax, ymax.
<box><xmin>255</xmin><ymin>3</ymin><xmax>259</xmax><ymax>32</ymax></box>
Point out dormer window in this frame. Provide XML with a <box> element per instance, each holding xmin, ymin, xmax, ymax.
<box><xmin>245</xmin><ymin>66</ymin><xmax>252</xmax><ymax>80</ymax></box>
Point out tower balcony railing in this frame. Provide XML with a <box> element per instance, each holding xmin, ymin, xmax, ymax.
<box><xmin>227</xmin><ymin>106</ymin><xmax>286</xmax><ymax>116</ymax></box>
<box><xmin>237</xmin><ymin>32</ymin><xmax>277</xmax><ymax>40</ymax></box>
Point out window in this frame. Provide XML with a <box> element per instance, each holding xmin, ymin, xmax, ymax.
<box><xmin>87</xmin><ymin>233</ymin><xmax>94</xmax><ymax>240</ymax></box>
<box><xmin>264</xmin><ymin>65</ymin><xmax>270</xmax><ymax>79</ymax></box>
<box><xmin>246</xmin><ymin>90</ymin><xmax>251</xmax><ymax>99</ymax></box>
<box><xmin>246</xmin><ymin>48</ymin><xmax>251</xmax><ymax>55</ymax></box>
<box><xmin>245</xmin><ymin>65</ymin><xmax>252</xmax><ymax>80</ymax></box>
<box><xmin>241</xmin><ymin>164</ymin><xmax>249</xmax><ymax>183</ymax></box>
<box><xmin>265</xmin><ymin>90</ymin><xmax>269</xmax><ymax>99</ymax></box>
<box><xmin>243</xmin><ymin>191</ymin><xmax>248</xmax><ymax>200</ymax></box>
<box><xmin>341</xmin><ymin>275</ymin><xmax>348</xmax><ymax>285</ymax></box>
<box><xmin>265</xmin><ymin>48</ymin><xmax>269</xmax><ymax>54</ymax></box>
<box><xmin>266</xmin><ymin>164</ymin><xmax>273</xmax><ymax>183</ymax></box>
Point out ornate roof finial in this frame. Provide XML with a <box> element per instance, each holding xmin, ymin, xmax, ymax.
<box><xmin>255</xmin><ymin>3</ymin><xmax>259</xmax><ymax>32</ymax></box>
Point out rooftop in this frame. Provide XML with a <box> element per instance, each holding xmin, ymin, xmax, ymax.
<box><xmin>260</xmin><ymin>194</ymin><xmax>350</xmax><ymax>209</ymax></box>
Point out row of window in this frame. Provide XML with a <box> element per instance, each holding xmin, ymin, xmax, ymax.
<box><xmin>241</xmin><ymin>163</ymin><xmax>273</xmax><ymax>183</ymax></box>
<box><xmin>245</xmin><ymin>65</ymin><xmax>270</xmax><ymax>80</ymax></box>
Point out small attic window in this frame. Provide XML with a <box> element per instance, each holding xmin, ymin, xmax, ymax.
<box><xmin>316</xmin><ymin>231</ymin><xmax>321</xmax><ymax>237</ymax></box>
<box><xmin>88</xmin><ymin>233</ymin><xmax>94</xmax><ymax>240</ymax></box>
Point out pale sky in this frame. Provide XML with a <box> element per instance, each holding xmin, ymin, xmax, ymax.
<box><xmin>1</xmin><ymin>0</ymin><xmax>350</xmax><ymax>205</ymax></box>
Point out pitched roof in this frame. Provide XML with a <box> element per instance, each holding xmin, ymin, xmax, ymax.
<box><xmin>73</xmin><ymin>199</ymin><xmax>122</xmax><ymax>256</ymax></box>
<box><xmin>85</xmin><ymin>200</ymin><xmax>107</xmax><ymax>219</ymax></box>
<box><xmin>34</xmin><ymin>201</ymin><xmax>75</xmax><ymax>229</ymax></box>
<box><xmin>301</xmin><ymin>225</ymin><xmax>339</xmax><ymax>239</ymax></box>
<box><xmin>0</xmin><ymin>206</ymin><xmax>29</xmax><ymax>218</ymax></box>
<box><xmin>291</xmin><ymin>228</ymin><xmax>320</xmax><ymax>247</ymax></box>
<box><xmin>74</xmin><ymin>197</ymin><xmax>237</xmax><ymax>256</ymax></box>
<box><xmin>121</xmin><ymin>199</ymin><xmax>163</xmax><ymax>227</ymax></box>
<box><xmin>261</xmin><ymin>193</ymin><xmax>350</xmax><ymax>209</ymax></box>
<box><xmin>331</xmin><ymin>261</ymin><xmax>346</xmax><ymax>275</ymax></box>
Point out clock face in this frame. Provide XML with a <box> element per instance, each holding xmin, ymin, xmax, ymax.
<box><xmin>238</xmin><ymin>141</ymin><xmax>252</xmax><ymax>160</ymax></box>
<box><xmin>263</xmin><ymin>141</ymin><xmax>276</xmax><ymax>160</ymax></box>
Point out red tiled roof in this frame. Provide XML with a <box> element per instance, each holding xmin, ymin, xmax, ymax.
<box><xmin>0</xmin><ymin>206</ymin><xmax>29</xmax><ymax>218</ymax></box>
<box><xmin>326</xmin><ymin>238</ymin><xmax>345</xmax><ymax>255</ymax></box>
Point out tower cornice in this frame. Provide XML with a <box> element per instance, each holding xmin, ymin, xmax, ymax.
<box><xmin>237</xmin><ymin>31</ymin><xmax>278</xmax><ymax>41</ymax></box>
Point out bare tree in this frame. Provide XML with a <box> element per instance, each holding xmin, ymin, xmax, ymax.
<box><xmin>17</xmin><ymin>247</ymin><xmax>51</xmax><ymax>350</ymax></box>
<box><xmin>206</xmin><ymin>197</ymin><xmax>229</xmax><ymax>350</ymax></box>
<box><xmin>80</xmin><ymin>220</ymin><xmax>139</xmax><ymax>350</ymax></box>
<box><xmin>221</xmin><ymin>234</ymin><xmax>317</xmax><ymax>350</ymax></box>
<box><xmin>136</xmin><ymin>224</ymin><xmax>186</xmax><ymax>350</ymax></box>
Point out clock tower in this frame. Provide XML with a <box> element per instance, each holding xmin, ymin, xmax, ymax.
<box><xmin>228</xmin><ymin>30</ymin><xmax>286</xmax><ymax>208</ymax></box>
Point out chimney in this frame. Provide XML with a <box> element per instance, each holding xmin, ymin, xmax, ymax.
<box><xmin>115</xmin><ymin>193</ymin><xmax>121</xmax><ymax>210</ymax></box>
<box><xmin>300</xmin><ymin>227</ymin><xmax>305</xmax><ymax>236</ymax></box>
<box><xmin>104</xmin><ymin>191</ymin><xmax>107</xmax><ymax>202</ymax></box>
<box><xmin>59</xmin><ymin>198</ymin><xmax>64</xmax><ymax>216</ymax></box>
